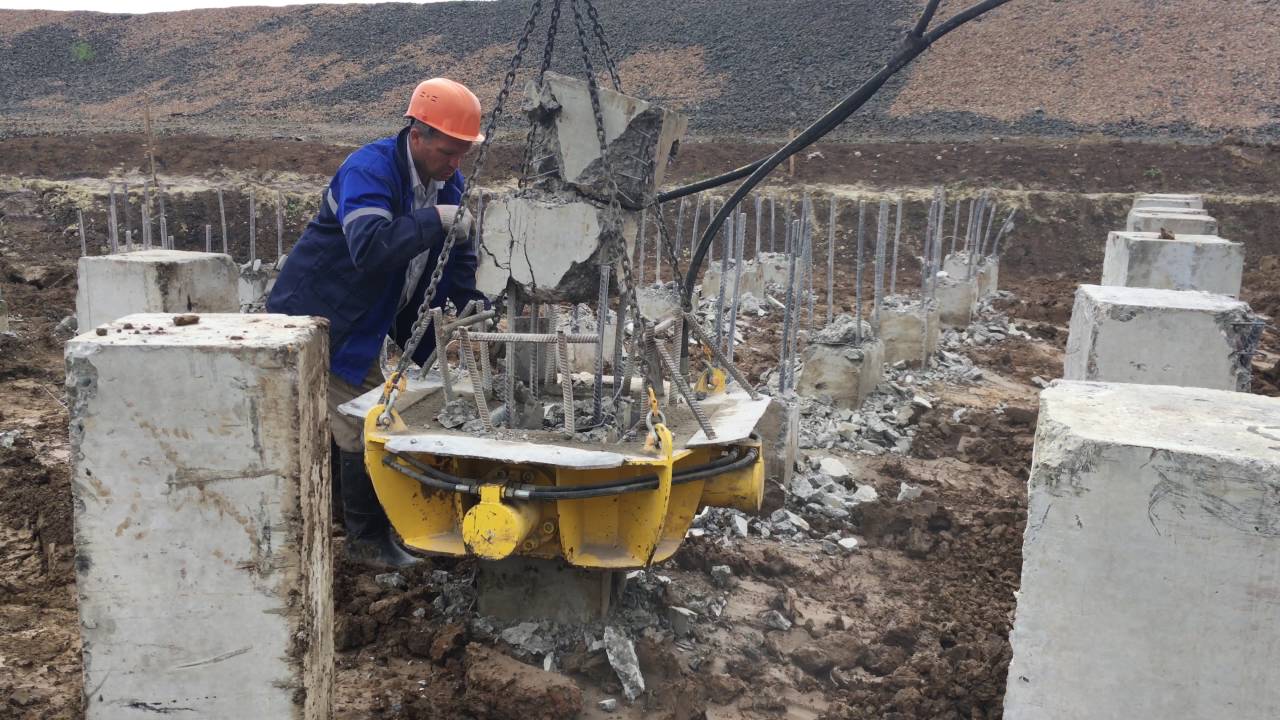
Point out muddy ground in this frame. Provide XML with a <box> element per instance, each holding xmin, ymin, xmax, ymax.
<box><xmin>1</xmin><ymin>137</ymin><xmax>1277</xmax><ymax>719</ymax></box>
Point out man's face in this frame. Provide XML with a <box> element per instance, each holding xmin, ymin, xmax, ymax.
<box><xmin>409</xmin><ymin>125</ymin><xmax>474</xmax><ymax>182</ymax></box>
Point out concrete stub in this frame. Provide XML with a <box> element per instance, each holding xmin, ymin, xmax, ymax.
<box><xmin>475</xmin><ymin>194</ymin><xmax>637</xmax><ymax>302</ymax></box>
<box><xmin>1131</xmin><ymin>193</ymin><xmax>1203</xmax><ymax>211</ymax></box>
<box><xmin>935</xmin><ymin>275</ymin><xmax>979</xmax><ymax>328</ymax></box>
<box><xmin>876</xmin><ymin>298</ymin><xmax>940</xmax><ymax>367</ymax></box>
<box><xmin>754</xmin><ymin>252</ymin><xmax>794</xmax><ymax>287</ymax></box>
<box><xmin>67</xmin><ymin>313</ymin><xmax>333</xmax><ymax>718</ymax></box>
<box><xmin>239</xmin><ymin>257</ymin><xmax>282</xmax><ymax>312</ymax></box>
<box><xmin>1101</xmin><ymin>231</ymin><xmax>1243</xmax><ymax>297</ymax></box>
<box><xmin>636</xmin><ymin>285</ymin><xmax>681</xmax><ymax>322</ymax></box>
<box><xmin>1126</xmin><ymin>209</ymin><xmax>1218</xmax><ymax>235</ymax></box>
<box><xmin>1064</xmin><ymin>284</ymin><xmax>1258</xmax><ymax>391</ymax></box>
<box><xmin>701</xmin><ymin>260</ymin><xmax>765</xmax><ymax>300</ymax></box>
<box><xmin>523</xmin><ymin>72</ymin><xmax>687</xmax><ymax>208</ymax></box>
<box><xmin>76</xmin><ymin>249</ymin><xmax>239</xmax><ymax>330</ymax></box>
<box><xmin>796</xmin><ymin>338</ymin><xmax>885</xmax><ymax>409</ymax></box>
<box><xmin>1005</xmin><ymin>381</ymin><xmax>1280</xmax><ymax>720</ymax></box>
<box><xmin>942</xmin><ymin>252</ymin><xmax>998</xmax><ymax>298</ymax></box>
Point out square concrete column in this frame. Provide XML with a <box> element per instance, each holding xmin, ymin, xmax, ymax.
<box><xmin>1064</xmin><ymin>284</ymin><xmax>1258</xmax><ymax>391</ymax></box>
<box><xmin>942</xmin><ymin>252</ymin><xmax>998</xmax><ymax>298</ymax></box>
<box><xmin>1132</xmin><ymin>193</ymin><xmax>1203</xmax><ymax>211</ymax></box>
<box><xmin>1126</xmin><ymin>209</ymin><xmax>1218</xmax><ymax>235</ymax></box>
<box><xmin>876</xmin><ymin>298</ymin><xmax>940</xmax><ymax>367</ymax></box>
<box><xmin>1101</xmin><ymin>231</ymin><xmax>1243</xmax><ymax>297</ymax></box>
<box><xmin>935</xmin><ymin>275</ymin><xmax>979</xmax><ymax>329</ymax></box>
<box><xmin>1006</xmin><ymin>381</ymin><xmax>1280</xmax><ymax>720</ymax></box>
<box><xmin>76</xmin><ymin>249</ymin><xmax>240</xmax><ymax>330</ymax></box>
<box><xmin>67</xmin><ymin>313</ymin><xmax>332</xmax><ymax>719</ymax></box>
<box><xmin>701</xmin><ymin>260</ymin><xmax>764</xmax><ymax>300</ymax></box>
<box><xmin>796</xmin><ymin>337</ymin><xmax>884</xmax><ymax>408</ymax></box>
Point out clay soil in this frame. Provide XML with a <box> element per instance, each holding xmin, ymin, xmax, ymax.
<box><xmin>1</xmin><ymin>137</ymin><xmax>1277</xmax><ymax>719</ymax></box>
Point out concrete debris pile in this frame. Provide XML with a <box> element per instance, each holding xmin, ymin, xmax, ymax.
<box><xmin>940</xmin><ymin>292</ymin><xmax>1032</xmax><ymax>349</ymax></box>
<box><xmin>795</xmin><ymin>375</ymin><xmax>932</xmax><ymax>454</ymax></box>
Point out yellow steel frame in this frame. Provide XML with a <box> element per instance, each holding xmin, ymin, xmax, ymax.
<box><xmin>363</xmin><ymin>405</ymin><xmax>764</xmax><ymax>569</ymax></box>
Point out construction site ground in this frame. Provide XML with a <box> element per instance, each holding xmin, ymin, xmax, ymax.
<box><xmin>1</xmin><ymin>136</ymin><xmax>1277</xmax><ymax>719</ymax></box>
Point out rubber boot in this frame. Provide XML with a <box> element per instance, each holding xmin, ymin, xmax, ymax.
<box><xmin>338</xmin><ymin>450</ymin><xmax>421</xmax><ymax>569</ymax></box>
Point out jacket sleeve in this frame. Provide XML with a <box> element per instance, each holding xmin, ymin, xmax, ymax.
<box><xmin>439</xmin><ymin>171</ymin><xmax>491</xmax><ymax>314</ymax></box>
<box><xmin>332</xmin><ymin>163</ymin><xmax>445</xmax><ymax>274</ymax></box>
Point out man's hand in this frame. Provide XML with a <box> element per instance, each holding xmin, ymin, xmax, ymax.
<box><xmin>434</xmin><ymin>205</ymin><xmax>475</xmax><ymax>238</ymax></box>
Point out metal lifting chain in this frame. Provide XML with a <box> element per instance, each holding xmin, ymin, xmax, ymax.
<box><xmin>519</xmin><ymin>0</ymin><xmax>564</xmax><ymax>190</ymax></box>
<box><xmin>583</xmin><ymin>0</ymin><xmax>622</xmax><ymax>91</ymax></box>
<box><xmin>569</xmin><ymin>0</ymin><xmax>656</xmax><ymax>424</ymax></box>
<box><xmin>378</xmin><ymin>0</ymin><xmax>547</xmax><ymax>422</ymax></box>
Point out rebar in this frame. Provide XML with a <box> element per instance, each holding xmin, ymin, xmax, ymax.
<box><xmin>142</xmin><ymin>184</ymin><xmax>152</xmax><ymax>248</ymax></box>
<box><xmin>431</xmin><ymin>307</ymin><xmax>454</xmax><ymax>405</ymax></box>
<box><xmin>713</xmin><ymin>211</ymin><xmax>732</xmax><ymax>351</ymax></box>
<box><xmin>950</xmin><ymin>197</ymin><xmax>960</xmax><ymax>256</ymax></box>
<box><xmin>125</xmin><ymin>230</ymin><xmax>133</xmax><ymax>252</ymax></box>
<box><xmin>769</xmin><ymin>195</ymin><xmax>777</xmax><ymax>252</ymax></box>
<box><xmin>121</xmin><ymin>182</ymin><xmax>131</xmax><ymax>240</ymax></box>
<box><xmin>157</xmin><ymin>185</ymin><xmax>168</xmax><ymax>250</ymax></box>
<box><xmin>205</xmin><ymin>225</ymin><xmax>212</xmax><ymax>253</ymax></box>
<box><xmin>457</xmin><ymin>328</ymin><xmax>493</xmax><ymax>433</ymax></box>
<box><xmin>726</xmin><ymin>210</ymin><xmax>746</xmax><ymax>364</ymax></box>
<box><xmin>249</xmin><ymin>188</ymin><xmax>257</xmax><ymax>264</ymax></box>
<box><xmin>652</xmin><ymin>341</ymin><xmax>715</xmax><ymax>439</ymax></box>
<box><xmin>683</xmin><ymin>311</ymin><xmax>758</xmax><ymax>400</ymax></box>
<box><xmin>991</xmin><ymin>209</ymin><xmax>1016</xmax><ymax>257</ymax></box>
<box><xmin>77</xmin><ymin>210</ymin><xmax>87</xmax><ymax>256</ymax></box>
<box><xmin>478</xmin><ymin>338</ymin><xmax>492</xmax><ymax>392</ymax></box>
<box><xmin>654</xmin><ymin>208</ymin><xmax>662</xmax><ymax>285</ymax></box>
<box><xmin>804</xmin><ymin>195</ymin><xmax>816</xmax><ymax>331</ymax></box>
<box><xmin>688</xmin><ymin>197</ymin><xmax>702</xmax><ymax>261</ymax></box>
<box><xmin>528</xmin><ymin>304</ymin><xmax>542</xmax><ymax>398</ymax></box>
<box><xmin>854</xmin><ymin>200</ymin><xmax>866</xmax><ymax>344</ymax></box>
<box><xmin>789</xmin><ymin>219</ymin><xmax>806</xmax><ymax>378</ymax></box>
<box><xmin>890</xmin><ymin>195</ymin><xmax>902</xmax><ymax>295</ymax></box>
<box><xmin>276</xmin><ymin>191</ymin><xmax>285</xmax><ymax>258</ymax></box>
<box><xmin>593</xmin><ymin>264</ymin><xmax>609</xmax><ymax>423</ymax></box>
<box><xmin>826</xmin><ymin>194</ymin><xmax>836</xmax><ymax>325</ymax></box>
<box><xmin>636</xmin><ymin>209</ymin><xmax>647</xmax><ymax>286</ymax></box>
<box><xmin>612</xmin><ymin>277</ymin><xmax>627</xmax><ymax>391</ymax></box>
<box><xmin>874</xmin><ymin>197</ymin><xmax>889</xmax><ymax>327</ymax></box>
<box><xmin>217</xmin><ymin>188</ymin><xmax>228</xmax><ymax>254</ymax></box>
<box><xmin>107</xmin><ymin>187</ymin><xmax>119</xmax><ymax>254</ymax></box>
<box><xmin>557</xmin><ymin>330</ymin><xmax>574</xmax><ymax>434</ymax></box>
<box><xmin>981</xmin><ymin>197</ymin><xmax>998</xmax><ymax>257</ymax></box>
<box><xmin>675</xmin><ymin>197</ymin><xmax>687</xmax><ymax>261</ymax></box>
<box><xmin>779</xmin><ymin>219</ymin><xmax>800</xmax><ymax>392</ymax></box>
<box><xmin>707</xmin><ymin>199</ymin><xmax>717</xmax><ymax>264</ymax></box>
<box><xmin>966</xmin><ymin>196</ymin><xmax>981</xmax><ymax>281</ymax></box>
<box><xmin>754</xmin><ymin>194</ymin><xmax>763</xmax><ymax>259</ymax></box>
<box><xmin>784</xmin><ymin>199</ymin><xmax>794</xmax><ymax>254</ymax></box>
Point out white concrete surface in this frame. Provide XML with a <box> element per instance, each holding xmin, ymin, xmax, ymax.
<box><xmin>475</xmin><ymin>194</ymin><xmax>637</xmax><ymax>298</ymax></box>
<box><xmin>942</xmin><ymin>253</ymin><xmax>999</xmax><ymax>298</ymax></box>
<box><xmin>877</xmin><ymin>299</ymin><xmax>940</xmax><ymax>367</ymax></box>
<box><xmin>1126</xmin><ymin>209</ymin><xmax>1218</xmax><ymax>235</ymax></box>
<box><xmin>1132</xmin><ymin>193</ymin><xmax>1204</xmax><ymax>211</ymax></box>
<box><xmin>795</xmin><ymin>338</ymin><xmax>884</xmax><ymax>408</ymax></box>
<box><xmin>238</xmin><ymin>258</ymin><xmax>281</xmax><ymax>312</ymax></box>
<box><xmin>701</xmin><ymin>260</ymin><xmax>765</xmax><ymax>300</ymax></box>
<box><xmin>636</xmin><ymin>285</ymin><xmax>681</xmax><ymax>322</ymax></box>
<box><xmin>1006</xmin><ymin>381</ymin><xmax>1280</xmax><ymax>720</ymax></box>
<box><xmin>754</xmin><ymin>252</ymin><xmax>794</xmax><ymax>287</ymax></box>
<box><xmin>76</xmin><ymin>249</ymin><xmax>239</xmax><ymax>331</ymax></box>
<box><xmin>67</xmin><ymin>313</ymin><xmax>332</xmax><ymax>719</ymax></box>
<box><xmin>1101</xmin><ymin>231</ymin><xmax>1244</xmax><ymax>297</ymax></box>
<box><xmin>935</xmin><ymin>275</ymin><xmax>979</xmax><ymax>329</ymax></box>
<box><xmin>1064</xmin><ymin>284</ymin><xmax>1256</xmax><ymax>391</ymax></box>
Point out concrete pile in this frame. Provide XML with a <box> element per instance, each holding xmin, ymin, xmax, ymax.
<box><xmin>75</xmin><ymin>249</ymin><xmax>239</xmax><ymax>329</ymax></box>
<box><xmin>795</xmin><ymin>313</ymin><xmax>885</xmax><ymax>408</ymax></box>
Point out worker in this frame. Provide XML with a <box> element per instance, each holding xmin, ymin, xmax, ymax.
<box><xmin>268</xmin><ymin>78</ymin><xmax>488</xmax><ymax>568</ymax></box>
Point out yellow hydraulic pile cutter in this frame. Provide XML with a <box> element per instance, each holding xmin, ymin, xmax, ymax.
<box><xmin>362</xmin><ymin>392</ymin><xmax>766</xmax><ymax>569</ymax></box>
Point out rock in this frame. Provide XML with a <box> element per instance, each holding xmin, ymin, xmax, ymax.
<box><xmin>818</xmin><ymin>456</ymin><xmax>850</xmax><ymax>479</ymax></box>
<box><xmin>852</xmin><ymin>485</ymin><xmax>879</xmax><ymax>503</ymax></box>
<box><xmin>1030</xmin><ymin>375</ymin><xmax>1050</xmax><ymax>389</ymax></box>
<box><xmin>709</xmin><ymin>564</ymin><xmax>735</xmax><ymax>588</ymax></box>
<box><xmin>896</xmin><ymin>483</ymin><xmax>923</xmax><ymax>502</ymax></box>
<box><xmin>602</xmin><ymin>627</ymin><xmax>645</xmax><ymax>701</ymax></box>
<box><xmin>730</xmin><ymin>514</ymin><xmax>750</xmax><ymax>537</ymax></box>
<box><xmin>761</xmin><ymin>610</ymin><xmax>793</xmax><ymax>631</ymax></box>
<box><xmin>464</xmin><ymin>644</ymin><xmax>584</xmax><ymax>720</ymax></box>
<box><xmin>667</xmin><ymin>606</ymin><xmax>697</xmax><ymax>637</ymax></box>
<box><xmin>790</xmin><ymin>633</ymin><xmax>864</xmax><ymax>675</ymax></box>
<box><xmin>375</xmin><ymin>572</ymin><xmax>407</xmax><ymax>590</ymax></box>
<box><xmin>812</xmin><ymin>313</ymin><xmax>872</xmax><ymax>345</ymax></box>
<box><xmin>598</xmin><ymin>698</ymin><xmax>619</xmax><ymax>713</ymax></box>
<box><xmin>500</xmin><ymin>622</ymin><xmax>554</xmax><ymax>657</ymax></box>
<box><xmin>0</xmin><ymin>429</ymin><xmax>20</xmax><ymax>449</ymax></box>
<box><xmin>739</xmin><ymin>292</ymin><xmax>764</xmax><ymax>315</ymax></box>
<box><xmin>838</xmin><ymin>537</ymin><xmax>860</xmax><ymax>552</ymax></box>
<box><xmin>769</xmin><ymin>508</ymin><xmax>811</xmax><ymax>532</ymax></box>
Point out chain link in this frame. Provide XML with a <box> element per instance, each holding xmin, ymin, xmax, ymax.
<box><xmin>519</xmin><ymin>0</ymin><xmax>564</xmax><ymax>190</ymax></box>
<box><xmin>583</xmin><ymin>0</ymin><xmax>622</xmax><ymax>91</ymax></box>
<box><xmin>379</xmin><ymin>0</ymin><xmax>547</xmax><ymax>420</ymax></box>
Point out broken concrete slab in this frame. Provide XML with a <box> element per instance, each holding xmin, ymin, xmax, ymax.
<box><xmin>1005</xmin><ymin>381</ymin><xmax>1280</xmax><ymax>720</ymax></box>
<box><xmin>1131</xmin><ymin>193</ymin><xmax>1204</xmax><ymax>211</ymax></box>
<box><xmin>76</xmin><ymin>249</ymin><xmax>239</xmax><ymax>330</ymax></box>
<box><xmin>476</xmin><ymin>193</ymin><xmax>638</xmax><ymax>303</ymax></box>
<box><xmin>636</xmin><ymin>285</ymin><xmax>682</xmax><ymax>322</ymax></box>
<box><xmin>796</xmin><ymin>338</ymin><xmax>885</xmax><ymax>409</ymax></box>
<box><xmin>67</xmin><ymin>313</ymin><xmax>332</xmax><ymax>719</ymax></box>
<box><xmin>522</xmin><ymin>72</ymin><xmax>687</xmax><ymax>208</ymax></box>
<box><xmin>876</xmin><ymin>298</ymin><xmax>940</xmax><ymax>368</ymax></box>
<box><xmin>1101</xmin><ymin>231</ymin><xmax>1243</xmax><ymax>297</ymax></box>
<box><xmin>934</xmin><ymin>275</ymin><xmax>978</xmax><ymax>329</ymax></box>
<box><xmin>1126</xmin><ymin>209</ymin><xmax>1218</xmax><ymax>235</ymax></box>
<box><xmin>1064</xmin><ymin>284</ymin><xmax>1259</xmax><ymax>391</ymax></box>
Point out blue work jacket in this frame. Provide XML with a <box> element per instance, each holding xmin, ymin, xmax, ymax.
<box><xmin>268</xmin><ymin>127</ymin><xmax>487</xmax><ymax>384</ymax></box>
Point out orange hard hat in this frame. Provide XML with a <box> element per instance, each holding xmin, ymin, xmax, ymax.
<box><xmin>404</xmin><ymin>78</ymin><xmax>485</xmax><ymax>143</ymax></box>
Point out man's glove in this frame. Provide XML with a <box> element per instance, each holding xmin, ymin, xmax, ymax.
<box><xmin>434</xmin><ymin>205</ymin><xmax>475</xmax><ymax>238</ymax></box>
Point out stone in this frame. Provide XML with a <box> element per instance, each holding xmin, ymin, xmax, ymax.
<box><xmin>710</xmin><ymin>564</ymin><xmax>735</xmax><ymax>588</ymax></box>
<box><xmin>1005</xmin><ymin>381</ymin><xmax>1280</xmax><ymax>720</ymax></box>
<box><xmin>598</xmin><ymin>698</ymin><xmax>619</xmax><ymax>713</ymax></box>
<box><xmin>818</xmin><ymin>456</ymin><xmax>850</xmax><ymax>479</ymax></box>
<box><xmin>1064</xmin><ymin>284</ymin><xmax>1259</xmax><ymax>391</ymax></box>
<box><xmin>522</xmin><ymin>72</ymin><xmax>687</xmax><ymax>208</ymax></box>
<box><xmin>1126</xmin><ymin>209</ymin><xmax>1218</xmax><ymax>235</ymax></box>
<box><xmin>475</xmin><ymin>193</ymin><xmax>638</xmax><ymax>302</ymax></box>
<box><xmin>852</xmin><ymin>485</ymin><xmax>879</xmax><ymax>503</ymax></box>
<box><xmin>796</xmin><ymin>339</ymin><xmax>885</xmax><ymax>410</ymax></box>
<box><xmin>934</xmin><ymin>275</ymin><xmax>979</xmax><ymax>329</ymax></box>
<box><xmin>1131</xmin><ymin>193</ymin><xmax>1203</xmax><ymax>211</ymax></box>
<box><xmin>667</xmin><ymin>606</ymin><xmax>697</xmax><ymax>637</ymax></box>
<box><xmin>761</xmin><ymin>610</ymin><xmax>793</xmax><ymax>631</ymax></box>
<box><xmin>67</xmin><ymin>313</ymin><xmax>332</xmax><ymax>718</ymax></box>
<box><xmin>730</xmin><ymin>514</ymin><xmax>750</xmax><ymax>537</ymax></box>
<box><xmin>602</xmin><ymin>627</ymin><xmax>645</xmax><ymax>701</ymax></box>
<box><xmin>1101</xmin><ymin>231</ymin><xmax>1243</xmax><ymax>298</ymax></box>
<box><xmin>877</xmin><ymin>299</ymin><xmax>941</xmax><ymax>367</ymax></box>
<box><xmin>837</xmin><ymin>537</ymin><xmax>860</xmax><ymax>552</ymax></box>
<box><xmin>499</xmin><ymin>622</ymin><xmax>555</xmax><ymax>657</ymax></box>
<box><xmin>375</xmin><ymin>572</ymin><xmax>408</xmax><ymax>590</ymax></box>
<box><xmin>76</xmin><ymin>249</ymin><xmax>240</xmax><ymax>330</ymax></box>
<box><xmin>896</xmin><ymin>483</ymin><xmax>923</xmax><ymax>501</ymax></box>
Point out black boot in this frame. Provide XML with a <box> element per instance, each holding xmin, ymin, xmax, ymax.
<box><xmin>338</xmin><ymin>450</ymin><xmax>421</xmax><ymax>569</ymax></box>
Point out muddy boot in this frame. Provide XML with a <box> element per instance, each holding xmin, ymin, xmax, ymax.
<box><xmin>338</xmin><ymin>450</ymin><xmax>421</xmax><ymax>569</ymax></box>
